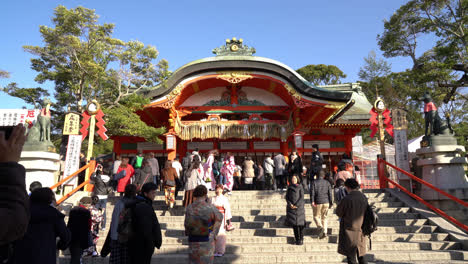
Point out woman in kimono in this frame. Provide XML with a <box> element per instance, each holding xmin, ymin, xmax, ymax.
<box><xmin>210</xmin><ymin>184</ymin><xmax>234</xmax><ymax>257</ymax></box>
<box><xmin>203</xmin><ymin>150</ymin><xmax>218</xmax><ymax>191</ymax></box>
<box><xmin>220</xmin><ymin>152</ymin><xmax>235</xmax><ymax>193</ymax></box>
<box><xmin>185</xmin><ymin>185</ymin><xmax>223</xmax><ymax>264</ymax></box>
<box><xmin>184</xmin><ymin>159</ymin><xmax>204</xmax><ymax>207</ymax></box>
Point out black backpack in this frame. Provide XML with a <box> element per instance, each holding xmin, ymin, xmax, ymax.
<box><xmin>361</xmin><ymin>203</ymin><xmax>378</xmax><ymax>249</ymax></box>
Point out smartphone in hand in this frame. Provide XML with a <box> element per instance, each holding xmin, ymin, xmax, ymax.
<box><xmin>0</xmin><ymin>126</ymin><xmax>15</xmax><ymax>140</ymax></box>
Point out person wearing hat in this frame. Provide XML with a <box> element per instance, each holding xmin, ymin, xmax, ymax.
<box><xmin>309</xmin><ymin>144</ymin><xmax>323</xmax><ymax>185</ymax></box>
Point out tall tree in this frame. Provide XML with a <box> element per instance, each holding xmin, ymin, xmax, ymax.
<box><xmin>296</xmin><ymin>64</ymin><xmax>347</xmax><ymax>85</ymax></box>
<box><xmin>378</xmin><ymin>0</ymin><xmax>467</xmax><ymax>104</ymax></box>
<box><xmin>358</xmin><ymin>51</ymin><xmax>392</xmax><ymax>101</ymax></box>
<box><xmin>377</xmin><ymin>0</ymin><xmax>467</xmax><ymax>148</ymax></box>
<box><xmin>0</xmin><ymin>70</ymin><xmax>10</xmax><ymax>79</ymax></box>
<box><xmin>2</xmin><ymin>83</ymin><xmax>50</xmax><ymax>108</ymax></box>
<box><xmin>10</xmin><ymin>5</ymin><xmax>168</xmax><ymax>143</ymax></box>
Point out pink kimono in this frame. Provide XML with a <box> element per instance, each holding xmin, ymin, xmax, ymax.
<box><xmin>221</xmin><ymin>155</ymin><xmax>235</xmax><ymax>191</ymax></box>
<box><xmin>203</xmin><ymin>154</ymin><xmax>215</xmax><ymax>191</ymax></box>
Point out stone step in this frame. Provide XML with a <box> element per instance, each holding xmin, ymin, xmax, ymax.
<box><xmin>95</xmin><ymin>241</ymin><xmax>461</xmax><ymax>254</ymax></box>
<box><xmin>156</xmin><ymin>224</ymin><xmax>437</xmax><ymax>234</ymax></box>
<box><xmin>152</xmin><ymin>212</ymin><xmax>420</xmax><ymax>222</ymax></box>
<box><xmin>139</xmin><ymin>206</ymin><xmax>411</xmax><ymax>215</ymax></box>
<box><xmin>98</xmin><ymin>224</ymin><xmax>438</xmax><ymax>243</ymax></box>
<box><xmin>102</xmin><ymin>233</ymin><xmax>450</xmax><ymax>245</ymax></box>
<box><xmin>59</xmin><ymin>249</ymin><xmax>468</xmax><ymax>263</ymax></box>
<box><xmin>160</xmin><ymin>226</ymin><xmax>442</xmax><ymax>238</ymax></box>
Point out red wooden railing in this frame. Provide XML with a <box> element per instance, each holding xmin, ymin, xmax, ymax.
<box><xmin>50</xmin><ymin>160</ymin><xmax>96</xmax><ymax>205</ymax></box>
<box><xmin>377</xmin><ymin>158</ymin><xmax>468</xmax><ymax>233</ymax></box>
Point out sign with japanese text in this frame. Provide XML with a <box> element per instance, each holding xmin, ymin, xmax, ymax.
<box><xmin>187</xmin><ymin>142</ymin><xmax>214</xmax><ymax>150</ymax></box>
<box><xmin>0</xmin><ymin>109</ymin><xmax>40</xmax><ymax>127</ymax></box>
<box><xmin>220</xmin><ymin>141</ymin><xmax>248</xmax><ymax>150</ymax></box>
<box><xmin>137</xmin><ymin>142</ymin><xmax>164</xmax><ymax>151</ymax></box>
<box><xmin>394</xmin><ymin>130</ymin><xmax>411</xmax><ymax>180</ymax></box>
<box><xmin>304</xmin><ymin>140</ymin><xmax>330</xmax><ymax>149</ymax></box>
<box><xmin>63</xmin><ymin>112</ymin><xmax>81</xmax><ymax>135</ymax></box>
<box><xmin>63</xmin><ymin>135</ymin><xmax>83</xmax><ymax>186</ymax></box>
<box><xmin>253</xmin><ymin>141</ymin><xmax>280</xmax><ymax>150</ymax></box>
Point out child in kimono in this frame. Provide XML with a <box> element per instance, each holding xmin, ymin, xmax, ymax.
<box><xmin>210</xmin><ymin>184</ymin><xmax>234</xmax><ymax>257</ymax></box>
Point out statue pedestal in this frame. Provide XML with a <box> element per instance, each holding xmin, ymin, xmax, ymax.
<box><xmin>416</xmin><ymin>145</ymin><xmax>468</xmax><ymax>200</ymax></box>
<box><xmin>19</xmin><ymin>151</ymin><xmax>60</xmax><ymax>190</ymax></box>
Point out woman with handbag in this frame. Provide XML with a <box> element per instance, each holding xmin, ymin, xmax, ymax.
<box><xmin>210</xmin><ymin>184</ymin><xmax>234</xmax><ymax>257</ymax></box>
<box><xmin>184</xmin><ymin>159</ymin><xmax>203</xmax><ymax>207</ymax></box>
<box><xmin>161</xmin><ymin>160</ymin><xmax>179</xmax><ymax>215</ymax></box>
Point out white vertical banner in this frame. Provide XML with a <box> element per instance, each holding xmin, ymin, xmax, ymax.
<box><xmin>63</xmin><ymin>135</ymin><xmax>83</xmax><ymax>186</ymax></box>
<box><xmin>394</xmin><ymin>130</ymin><xmax>410</xmax><ymax>179</ymax></box>
<box><xmin>392</xmin><ymin>109</ymin><xmax>410</xmax><ymax>180</ymax></box>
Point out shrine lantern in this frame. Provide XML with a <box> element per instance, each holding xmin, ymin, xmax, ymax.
<box><xmin>166</xmin><ymin>134</ymin><xmax>176</xmax><ymax>150</ymax></box>
<box><xmin>293</xmin><ymin>130</ymin><xmax>305</xmax><ymax>149</ymax></box>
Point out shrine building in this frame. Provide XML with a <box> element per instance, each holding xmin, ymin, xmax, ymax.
<box><xmin>113</xmin><ymin>38</ymin><xmax>373</xmax><ymax>169</ymax></box>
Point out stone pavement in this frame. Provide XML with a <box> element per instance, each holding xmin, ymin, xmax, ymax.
<box><xmin>59</xmin><ymin>189</ymin><xmax>468</xmax><ymax>263</ymax></box>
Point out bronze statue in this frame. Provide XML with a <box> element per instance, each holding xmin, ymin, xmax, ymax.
<box><xmin>422</xmin><ymin>92</ymin><xmax>453</xmax><ymax>136</ymax></box>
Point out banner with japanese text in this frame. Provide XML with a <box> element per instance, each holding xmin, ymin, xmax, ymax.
<box><xmin>0</xmin><ymin>109</ymin><xmax>40</xmax><ymax>127</ymax></box>
<box><xmin>63</xmin><ymin>135</ymin><xmax>83</xmax><ymax>186</ymax></box>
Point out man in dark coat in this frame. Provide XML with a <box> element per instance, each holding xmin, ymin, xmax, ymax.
<box><xmin>309</xmin><ymin>144</ymin><xmax>323</xmax><ymax>183</ymax></box>
<box><xmin>336</xmin><ymin>179</ymin><xmax>368</xmax><ymax>264</ymax></box>
<box><xmin>13</xmin><ymin>188</ymin><xmax>71</xmax><ymax>264</ymax></box>
<box><xmin>68</xmin><ymin>199</ymin><xmax>92</xmax><ymax>264</ymax></box>
<box><xmin>0</xmin><ymin>124</ymin><xmax>29</xmax><ymax>264</ymax></box>
<box><xmin>311</xmin><ymin>170</ymin><xmax>333</xmax><ymax>239</ymax></box>
<box><xmin>285</xmin><ymin>175</ymin><xmax>305</xmax><ymax>245</ymax></box>
<box><xmin>273</xmin><ymin>153</ymin><xmax>287</xmax><ymax>191</ymax></box>
<box><xmin>129</xmin><ymin>182</ymin><xmax>162</xmax><ymax>264</ymax></box>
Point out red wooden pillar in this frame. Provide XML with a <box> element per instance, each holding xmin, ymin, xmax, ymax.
<box><xmin>280</xmin><ymin>140</ymin><xmax>289</xmax><ymax>156</ymax></box>
<box><xmin>344</xmin><ymin>129</ymin><xmax>353</xmax><ymax>156</ymax></box>
<box><xmin>177</xmin><ymin>138</ymin><xmax>186</xmax><ymax>159</ymax></box>
<box><xmin>377</xmin><ymin>157</ymin><xmax>389</xmax><ymax>189</ymax></box>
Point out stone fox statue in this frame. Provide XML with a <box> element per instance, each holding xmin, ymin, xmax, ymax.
<box><xmin>38</xmin><ymin>103</ymin><xmax>51</xmax><ymax>141</ymax></box>
<box><xmin>422</xmin><ymin>92</ymin><xmax>453</xmax><ymax>136</ymax></box>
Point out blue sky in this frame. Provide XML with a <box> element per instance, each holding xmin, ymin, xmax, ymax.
<box><xmin>0</xmin><ymin>0</ymin><xmax>431</xmax><ymax>109</ymax></box>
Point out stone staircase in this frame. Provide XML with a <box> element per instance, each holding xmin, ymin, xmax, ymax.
<box><xmin>60</xmin><ymin>189</ymin><xmax>468</xmax><ymax>263</ymax></box>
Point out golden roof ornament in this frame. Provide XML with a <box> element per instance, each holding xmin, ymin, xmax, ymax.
<box><xmin>212</xmin><ymin>38</ymin><xmax>256</xmax><ymax>56</ymax></box>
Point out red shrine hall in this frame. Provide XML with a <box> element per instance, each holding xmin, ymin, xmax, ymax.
<box><xmin>112</xmin><ymin>39</ymin><xmax>372</xmax><ymax>170</ymax></box>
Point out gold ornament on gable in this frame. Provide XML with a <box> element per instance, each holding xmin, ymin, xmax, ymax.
<box><xmin>216</xmin><ymin>72</ymin><xmax>253</xmax><ymax>84</ymax></box>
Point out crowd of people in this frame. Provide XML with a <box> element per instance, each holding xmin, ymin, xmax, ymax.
<box><xmin>0</xmin><ymin>124</ymin><xmax>368</xmax><ymax>264</ymax></box>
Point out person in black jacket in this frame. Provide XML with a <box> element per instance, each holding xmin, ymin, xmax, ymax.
<box><xmin>311</xmin><ymin>170</ymin><xmax>333</xmax><ymax>239</ymax></box>
<box><xmin>67</xmin><ymin>199</ymin><xmax>92</xmax><ymax>264</ymax></box>
<box><xmin>90</xmin><ymin>164</ymin><xmax>110</xmax><ymax>230</ymax></box>
<box><xmin>129</xmin><ymin>182</ymin><xmax>162</xmax><ymax>264</ymax></box>
<box><xmin>287</xmin><ymin>152</ymin><xmax>303</xmax><ymax>183</ymax></box>
<box><xmin>0</xmin><ymin>124</ymin><xmax>29</xmax><ymax>264</ymax></box>
<box><xmin>285</xmin><ymin>174</ymin><xmax>305</xmax><ymax>245</ymax></box>
<box><xmin>13</xmin><ymin>188</ymin><xmax>71</xmax><ymax>264</ymax></box>
<box><xmin>309</xmin><ymin>144</ymin><xmax>323</xmax><ymax>183</ymax></box>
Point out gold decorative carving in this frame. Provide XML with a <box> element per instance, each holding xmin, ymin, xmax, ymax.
<box><xmin>216</xmin><ymin>72</ymin><xmax>253</xmax><ymax>84</ymax></box>
<box><xmin>324</xmin><ymin>103</ymin><xmax>346</xmax><ymax>109</ymax></box>
<box><xmin>167</xmin><ymin>83</ymin><xmax>185</xmax><ymax>100</ymax></box>
<box><xmin>284</xmin><ymin>84</ymin><xmax>301</xmax><ymax>100</ymax></box>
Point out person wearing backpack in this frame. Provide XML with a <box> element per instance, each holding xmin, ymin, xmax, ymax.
<box><xmin>336</xmin><ymin>179</ymin><xmax>368</xmax><ymax>264</ymax></box>
<box><xmin>133</xmin><ymin>160</ymin><xmax>154</xmax><ymax>191</ymax></box>
<box><xmin>128</xmin><ymin>182</ymin><xmax>162</xmax><ymax>264</ymax></box>
<box><xmin>104</xmin><ymin>184</ymin><xmax>137</xmax><ymax>264</ymax></box>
